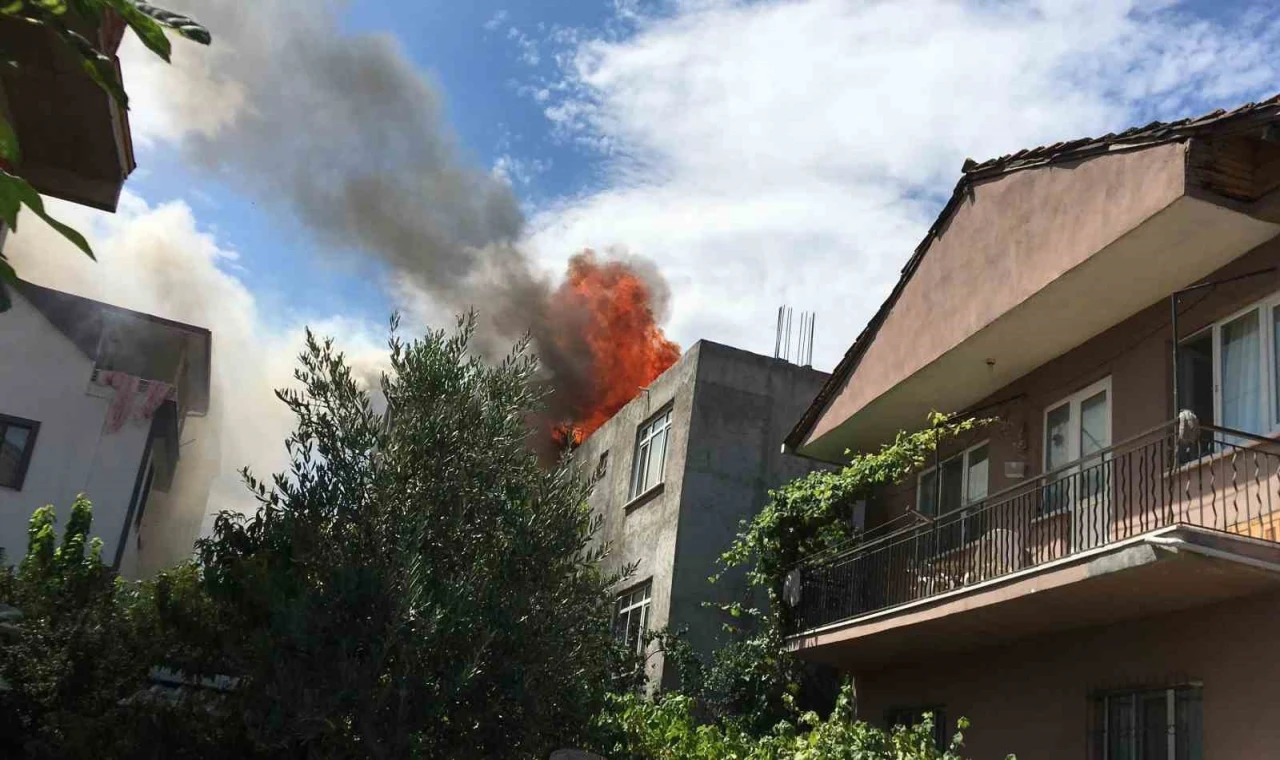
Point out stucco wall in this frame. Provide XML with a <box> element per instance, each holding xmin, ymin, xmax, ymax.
<box><xmin>856</xmin><ymin>589</ymin><xmax>1280</xmax><ymax>759</ymax></box>
<box><xmin>0</xmin><ymin>293</ymin><xmax>148</xmax><ymax>563</ymax></box>
<box><xmin>812</xmin><ymin>143</ymin><xmax>1190</xmax><ymax>445</ymax></box>
<box><xmin>873</xmin><ymin>234</ymin><xmax>1280</xmax><ymax>530</ymax></box>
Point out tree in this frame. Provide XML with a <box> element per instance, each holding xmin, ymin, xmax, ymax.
<box><xmin>190</xmin><ymin>314</ymin><xmax>629</xmax><ymax>758</ymax></box>
<box><xmin>0</xmin><ymin>496</ymin><xmax>154</xmax><ymax>757</ymax></box>
<box><xmin>0</xmin><ymin>0</ymin><xmax>211</xmax><ymax>311</ymax></box>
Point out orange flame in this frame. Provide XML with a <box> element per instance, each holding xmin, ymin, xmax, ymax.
<box><xmin>550</xmin><ymin>251</ymin><xmax>680</xmax><ymax>448</ymax></box>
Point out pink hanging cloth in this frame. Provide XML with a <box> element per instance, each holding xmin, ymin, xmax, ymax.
<box><xmin>101</xmin><ymin>371</ymin><xmax>139</xmax><ymax>434</ymax></box>
<box><xmin>136</xmin><ymin>380</ymin><xmax>173</xmax><ymax>422</ymax></box>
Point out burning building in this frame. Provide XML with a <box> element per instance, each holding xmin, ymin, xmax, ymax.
<box><xmin>571</xmin><ymin>340</ymin><xmax>830</xmax><ymax>687</ymax></box>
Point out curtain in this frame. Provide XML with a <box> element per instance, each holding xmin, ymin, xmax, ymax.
<box><xmin>1221</xmin><ymin>310</ymin><xmax>1262</xmax><ymax>435</ymax></box>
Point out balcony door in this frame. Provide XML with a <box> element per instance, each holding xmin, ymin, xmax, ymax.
<box><xmin>1043</xmin><ymin>377</ymin><xmax>1112</xmax><ymax>550</ymax></box>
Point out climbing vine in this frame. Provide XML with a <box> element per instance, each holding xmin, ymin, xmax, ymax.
<box><xmin>718</xmin><ymin>412</ymin><xmax>995</xmax><ymax>629</ymax></box>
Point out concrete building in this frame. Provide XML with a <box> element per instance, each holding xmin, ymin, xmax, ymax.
<box><xmin>573</xmin><ymin>340</ymin><xmax>828</xmax><ymax>686</ymax></box>
<box><xmin>0</xmin><ymin>281</ymin><xmax>211</xmax><ymax>578</ymax></box>
<box><xmin>785</xmin><ymin>95</ymin><xmax>1280</xmax><ymax>758</ymax></box>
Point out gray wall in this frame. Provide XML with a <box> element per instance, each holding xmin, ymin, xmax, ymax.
<box><xmin>575</xmin><ymin>340</ymin><xmax>829</xmax><ymax>685</ymax></box>
<box><xmin>671</xmin><ymin>343</ymin><xmax>829</xmax><ymax>666</ymax></box>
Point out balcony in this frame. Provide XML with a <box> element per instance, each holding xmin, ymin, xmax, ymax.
<box><xmin>788</xmin><ymin>421</ymin><xmax>1280</xmax><ymax>664</ymax></box>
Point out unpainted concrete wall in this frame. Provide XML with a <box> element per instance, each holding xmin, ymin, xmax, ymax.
<box><xmin>575</xmin><ymin>341</ymin><xmax>830</xmax><ymax>685</ymax></box>
<box><xmin>671</xmin><ymin>343</ymin><xmax>829</xmax><ymax>665</ymax></box>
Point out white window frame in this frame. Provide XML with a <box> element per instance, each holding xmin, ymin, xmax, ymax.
<box><xmin>630</xmin><ymin>407</ymin><xmax>672</xmax><ymax>499</ymax></box>
<box><xmin>915</xmin><ymin>439</ymin><xmax>990</xmax><ymax>517</ymax></box>
<box><xmin>1042</xmin><ymin>376</ymin><xmax>1113</xmax><ymax>474</ymax></box>
<box><xmin>613</xmin><ymin>580</ymin><xmax>652</xmax><ymax>655</ymax></box>
<box><xmin>1182</xmin><ymin>293</ymin><xmax>1280</xmax><ymax>436</ymax></box>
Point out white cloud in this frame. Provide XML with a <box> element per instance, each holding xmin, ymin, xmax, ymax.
<box><xmin>6</xmin><ymin>193</ymin><xmax>389</xmax><ymax>527</ymax></box>
<box><xmin>484</xmin><ymin>9</ymin><xmax>509</xmax><ymax>32</ymax></box>
<box><xmin>526</xmin><ymin>0</ymin><xmax>1280</xmax><ymax>369</ymax></box>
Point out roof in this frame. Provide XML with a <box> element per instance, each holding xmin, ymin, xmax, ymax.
<box><xmin>785</xmin><ymin>93</ymin><xmax>1280</xmax><ymax>453</ymax></box>
<box><xmin>15</xmin><ymin>280</ymin><xmax>212</xmax><ymax>414</ymax></box>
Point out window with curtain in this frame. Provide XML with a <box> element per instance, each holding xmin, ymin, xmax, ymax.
<box><xmin>1174</xmin><ymin>294</ymin><xmax>1280</xmax><ymax>446</ymax></box>
<box><xmin>1220</xmin><ymin>309</ymin><xmax>1262</xmax><ymax>435</ymax></box>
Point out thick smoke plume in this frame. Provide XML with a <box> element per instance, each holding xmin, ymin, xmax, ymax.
<box><xmin>127</xmin><ymin>0</ymin><xmax>675</xmax><ymax>429</ymax></box>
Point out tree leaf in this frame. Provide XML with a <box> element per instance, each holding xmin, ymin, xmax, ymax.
<box><xmin>133</xmin><ymin>2</ymin><xmax>211</xmax><ymax>45</ymax></box>
<box><xmin>108</xmin><ymin>0</ymin><xmax>170</xmax><ymax>62</ymax></box>
<box><xmin>0</xmin><ymin>172</ymin><xmax>24</xmax><ymax>229</ymax></box>
<box><xmin>0</xmin><ymin>116</ymin><xmax>20</xmax><ymax>165</ymax></box>
<box><xmin>1</xmin><ymin>170</ymin><xmax>94</xmax><ymax>259</ymax></box>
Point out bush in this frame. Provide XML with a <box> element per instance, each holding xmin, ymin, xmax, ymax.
<box><xmin>593</xmin><ymin>681</ymin><xmax>1002</xmax><ymax>759</ymax></box>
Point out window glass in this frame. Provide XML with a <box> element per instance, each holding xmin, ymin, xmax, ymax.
<box><xmin>1045</xmin><ymin>403</ymin><xmax>1072</xmax><ymax>471</ymax></box>
<box><xmin>965</xmin><ymin>445</ymin><xmax>989</xmax><ymax>503</ymax></box>
<box><xmin>613</xmin><ymin>582</ymin><xmax>652</xmax><ymax>656</ymax></box>
<box><xmin>1221</xmin><ymin>309</ymin><xmax>1263</xmax><ymax>435</ymax></box>
<box><xmin>0</xmin><ymin>421</ymin><xmax>35</xmax><ymax>489</ymax></box>
<box><xmin>918</xmin><ymin>470</ymin><xmax>938</xmax><ymax>516</ymax></box>
<box><xmin>1094</xmin><ymin>686</ymin><xmax>1201</xmax><ymax>760</ymax></box>
<box><xmin>630</xmin><ymin>409</ymin><xmax>672</xmax><ymax>498</ymax></box>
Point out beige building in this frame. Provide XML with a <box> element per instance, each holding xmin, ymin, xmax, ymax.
<box><xmin>786</xmin><ymin>94</ymin><xmax>1280</xmax><ymax>758</ymax></box>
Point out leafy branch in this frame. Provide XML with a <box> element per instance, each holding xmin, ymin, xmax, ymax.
<box><xmin>0</xmin><ymin>0</ymin><xmax>211</xmax><ymax>311</ymax></box>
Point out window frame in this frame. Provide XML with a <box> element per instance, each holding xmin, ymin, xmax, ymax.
<box><xmin>915</xmin><ymin>439</ymin><xmax>990</xmax><ymax>517</ymax></box>
<box><xmin>613</xmin><ymin>579</ymin><xmax>653</xmax><ymax>656</ymax></box>
<box><xmin>629</xmin><ymin>406</ymin><xmax>673</xmax><ymax>499</ymax></box>
<box><xmin>0</xmin><ymin>413</ymin><xmax>40</xmax><ymax>491</ymax></box>
<box><xmin>1179</xmin><ymin>291</ymin><xmax>1280</xmax><ymax>437</ymax></box>
<box><xmin>1093</xmin><ymin>683</ymin><xmax>1202</xmax><ymax>760</ymax></box>
<box><xmin>885</xmin><ymin>704</ymin><xmax>948</xmax><ymax>750</ymax></box>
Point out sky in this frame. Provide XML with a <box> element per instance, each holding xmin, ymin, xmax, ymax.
<box><xmin>8</xmin><ymin>0</ymin><xmax>1280</xmax><ymax>517</ymax></box>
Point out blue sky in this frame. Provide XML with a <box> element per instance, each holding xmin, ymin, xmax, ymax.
<box><xmin>9</xmin><ymin>0</ymin><xmax>1280</xmax><ymax>512</ymax></box>
<box><xmin>113</xmin><ymin>0</ymin><xmax>1280</xmax><ymax>362</ymax></box>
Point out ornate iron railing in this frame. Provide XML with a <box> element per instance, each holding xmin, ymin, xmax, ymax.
<box><xmin>792</xmin><ymin>421</ymin><xmax>1280</xmax><ymax>634</ymax></box>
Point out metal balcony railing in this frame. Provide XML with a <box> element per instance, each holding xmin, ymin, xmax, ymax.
<box><xmin>791</xmin><ymin>421</ymin><xmax>1280</xmax><ymax>635</ymax></box>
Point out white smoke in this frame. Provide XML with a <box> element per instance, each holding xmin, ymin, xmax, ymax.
<box><xmin>6</xmin><ymin>193</ymin><xmax>389</xmax><ymax>534</ymax></box>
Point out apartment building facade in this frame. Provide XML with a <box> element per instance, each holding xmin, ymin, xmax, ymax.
<box><xmin>574</xmin><ymin>340</ymin><xmax>828</xmax><ymax>686</ymax></box>
<box><xmin>0</xmin><ymin>281</ymin><xmax>212</xmax><ymax>578</ymax></box>
<box><xmin>784</xmin><ymin>95</ymin><xmax>1280</xmax><ymax>758</ymax></box>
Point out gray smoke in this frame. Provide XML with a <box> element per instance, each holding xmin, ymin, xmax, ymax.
<box><xmin>140</xmin><ymin>0</ymin><xmax>643</xmax><ymax>421</ymax></box>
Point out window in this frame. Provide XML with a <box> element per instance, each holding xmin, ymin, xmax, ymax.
<box><xmin>0</xmin><ymin>414</ymin><xmax>39</xmax><ymax>490</ymax></box>
<box><xmin>917</xmin><ymin>442</ymin><xmax>989</xmax><ymax>549</ymax></box>
<box><xmin>595</xmin><ymin>450</ymin><xmax>609</xmax><ymax>479</ymax></box>
<box><xmin>630</xmin><ymin>408</ymin><xmax>672</xmax><ymax>499</ymax></box>
<box><xmin>1041</xmin><ymin>377</ymin><xmax>1112</xmax><ymax>526</ymax></box>
<box><xmin>885</xmin><ymin>705</ymin><xmax>947</xmax><ymax>750</ymax></box>
<box><xmin>917</xmin><ymin>442</ymin><xmax>989</xmax><ymax>516</ymax></box>
<box><xmin>1092</xmin><ymin>685</ymin><xmax>1202</xmax><ymax>760</ymax></box>
<box><xmin>613</xmin><ymin>581</ymin><xmax>652</xmax><ymax>655</ymax></box>
<box><xmin>1176</xmin><ymin>292</ymin><xmax>1280</xmax><ymax>445</ymax></box>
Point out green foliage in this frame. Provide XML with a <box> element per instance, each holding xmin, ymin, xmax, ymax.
<box><xmin>594</xmin><ymin>681</ymin><xmax>1004</xmax><ymax>760</ymax></box>
<box><xmin>0</xmin><ymin>0</ymin><xmax>210</xmax><ymax>311</ymax></box>
<box><xmin>184</xmin><ymin>314</ymin><xmax>628</xmax><ymax>758</ymax></box>
<box><xmin>719</xmin><ymin>412</ymin><xmax>994</xmax><ymax>626</ymax></box>
<box><xmin>661</xmin><ymin>413</ymin><xmax>997</xmax><ymax>736</ymax></box>
<box><xmin>0</xmin><ymin>497</ymin><xmax>156</xmax><ymax>757</ymax></box>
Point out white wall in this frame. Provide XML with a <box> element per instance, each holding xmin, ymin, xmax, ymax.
<box><xmin>0</xmin><ymin>294</ymin><xmax>149</xmax><ymax>564</ymax></box>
